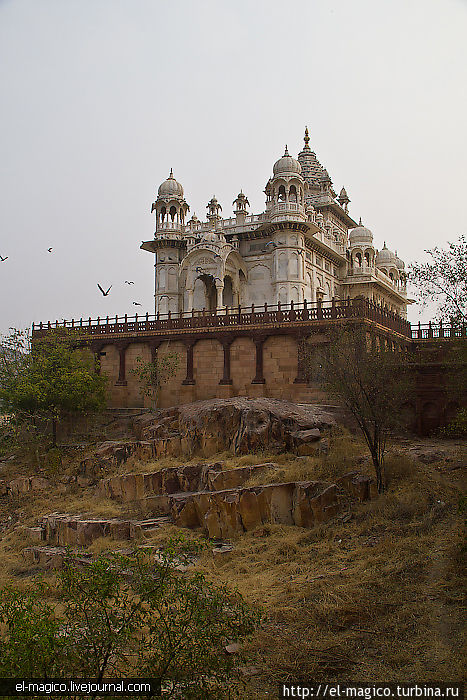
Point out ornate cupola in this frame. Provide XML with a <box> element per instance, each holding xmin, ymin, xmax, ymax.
<box><xmin>267</xmin><ymin>145</ymin><xmax>306</xmax><ymax>221</ymax></box>
<box><xmin>151</xmin><ymin>169</ymin><xmax>190</xmax><ymax>236</ymax></box>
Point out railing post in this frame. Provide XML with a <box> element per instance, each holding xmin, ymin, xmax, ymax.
<box><xmin>331</xmin><ymin>297</ymin><xmax>336</xmax><ymax>319</ymax></box>
<box><xmin>428</xmin><ymin>321</ymin><xmax>433</xmax><ymax>339</ymax></box>
<box><xmin>317</xmin><ymin>299</ymin><xmax>323</xmax><ymax>320</ymax></box>
<box><xmin>439</xmin><ymin>319</ymin><xmax>443</xmax><ymax>339</ymax></box>
<box><xmin>418</xmin><ymin>321</ymin><xmax>422</xmax><ymax>339</ymax></box>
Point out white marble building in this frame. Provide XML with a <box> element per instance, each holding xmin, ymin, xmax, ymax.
<box><xmin>141</xmin><ymin>128</ymin><xmax>408</xmax><ymax>317</ymax></box>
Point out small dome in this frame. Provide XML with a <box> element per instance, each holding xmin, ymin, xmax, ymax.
<box><xmin>394</xmin><ymin>251</ymin><xmax>405</xmax><ymax>270</ymax></box>
<box><xmin>158</xmin><ymin>169</ymin><xmax>184</xmax><ymax>197</ymax></box>
<box><xmin>376</xmin><ymin>242</ymin><xmax>396</xmax><ymax>266</ymax></box>
<box><xmin>349</xmin><ymin>219</ymin><xmax>373</xmax><ymax>245</ymax></box>
<box><xmin>273</xmin><ymin>146</ymin><xmax>302</xmax><ymax>176</ymax></box>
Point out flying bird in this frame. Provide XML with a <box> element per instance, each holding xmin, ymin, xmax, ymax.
<box><xmin>132</xmin><ymin>302</ymin><xmax>142</xmax><ymax>306</ymax></box>
<box><xmin>47</xmin><ymin>247</ymin><xmax>53</xmax><ymax>252</ymax></box>
<box><xmin>124</xmin><ymin>280</ymin><xmax>135</xmax><ymax>285</ymax></box>
<box><xmin>97</xmin><ymin>283</ymin><xmax>112</xmax><ymax>296</ymax></box>
<box><xmin>0</xmin><ymin>255</ymin><xmax>8</xmax><ymax>262</ymax></box>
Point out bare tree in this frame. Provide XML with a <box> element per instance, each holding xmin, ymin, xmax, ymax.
<box><xmin>306</xmin><ymin>324</ymin><xmax>412</xmax><ymax>492</ymax></box>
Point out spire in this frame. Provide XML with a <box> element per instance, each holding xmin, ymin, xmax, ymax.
<box><xmin>359</xmin><ymin>217</ymin><xmax>362</xmax><ymax>226</ymax></box>
<box><xmin>169</xmin><ymin>168</ymin><xmax>174</xmax><ymax>178</ymax></box>
<box><xmin>284</xmin><ymin>145</ymin><xmax>289</xmax><ymax>156</ymax></box>
<box><xmin>304</xmin><ymin>126</ymin><xmax>310</xmax><ymax>148</ymax></box>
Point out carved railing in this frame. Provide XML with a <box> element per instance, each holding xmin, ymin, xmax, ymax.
<box><xmin>32</xmin><ymin>298</ymin><xmax>413</xmax><ymax>339</ymax></box>
<box><xmin>411</xmin><ymin>321</ymin><xmax>467</xmax><ymax>340</ymax></box>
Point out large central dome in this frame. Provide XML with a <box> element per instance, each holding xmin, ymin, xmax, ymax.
<box><xmin>273</xmin><ymin>146</ymin><xmax>302</xmax><ymax>176</ymax></box>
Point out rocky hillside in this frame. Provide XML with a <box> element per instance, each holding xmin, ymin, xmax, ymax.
<box><xmin>0</xmin><ymin>399</ymin><xmax>465</xmax><ymax>696</ymax></box>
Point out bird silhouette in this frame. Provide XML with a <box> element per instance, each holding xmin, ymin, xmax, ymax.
<box><xmin>132</xmin><ymin>301</ymin><xmax>142</xmax><ymax>306</ymax></box>
<box><xmin>0</xmin><ymin>255</ymin><xmax>8</xmax><ymax>262</ymax></box>
<box><xmin>47</xmin><ymin>247</ymin><xmax>53</xmax><ymax>253</ymax></box>
<box><xmin>97</xmin><ymin>283</ymin><xmax>112</xmax><ymax>296</ymax></box>
<box><xmin>124</xmin><ymin>280</ymin><xmax>135</xmax><ymax>285</ymax></box>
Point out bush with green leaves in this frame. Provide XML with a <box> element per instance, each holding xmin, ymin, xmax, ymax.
<box><xmin>0</xmin><ymin>328</ymin><xmax>107</xmax><ymax>447</ymax></box>
<box><xmin>0</xmin><ymin>539</ymin><xmax>260</xmax><ymax>698</ymax></box>
<box><xmin>130</xmin><ymin>351</ymin><xmax>179</xmax><ymax>409</ymax></box>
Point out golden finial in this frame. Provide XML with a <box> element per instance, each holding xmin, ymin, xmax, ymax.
<box><xmin>304</xmin><ymin>126</ymin><xmax>310</xmax><ymax>147</ymax></box>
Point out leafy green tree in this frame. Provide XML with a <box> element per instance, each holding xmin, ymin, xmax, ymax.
<box><xmin>306</xmin><ymin>325</ymin><xmax>413</xmax><ymax>492</ymax></box>
<box><xmin>408</xmin><ymin>235</ymin><xmax>467</xmax><ymax>323</ymax></box>
<box><xmin>0</xmin><ymin>328</ymin><xmax>107</xmax><ymax>447</ymax></box>
<box><xmin>131</xmin><ymin>351</ymin><xmax>179</xmax><ymax>409</ymax></box>
<box><xmin>0</xmin><ymin>540</ymin><xmax>259</xmax><ymax>699</ymax></box>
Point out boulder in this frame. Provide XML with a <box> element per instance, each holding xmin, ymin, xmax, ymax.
<box><xmin>133</xmin><ymin>398</ymin><xmax>336</xmax><ymax>458</ymax></box>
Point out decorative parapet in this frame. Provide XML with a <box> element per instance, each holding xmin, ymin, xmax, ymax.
<box><xmin>32</xmin><ymin>298</ymin><xmax>413</xmax><ymax>340</ymax></box>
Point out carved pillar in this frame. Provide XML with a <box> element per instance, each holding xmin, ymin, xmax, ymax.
<box><xmin>219</xmin><ymin>337</ymin><xmax>234</xmax><ymax>385</ymax></box>
<box><xmin>294</xmin><ymin>333</ymin><xmax>308</xmax><ymax>384</ymax></box>
<box><xmin>215</xmin><ymin>282</ymin><xmax>224</xmax><ymax>311</ymax></box>
<box><xmin>115</xmin><ymin>342</ymin><xmax>130</xmax><ymax>385</ymax></box>
<box><xmin>251</xmin><ymin>335</ymin><xmax>267</xmax><ymax>384</ymax></box>
<box><xmin>182</xmin><ymin>340</ymin><xmax>196</xmax><ymax>385</ymax></box>
<box><xmin>187</xmin><ymin>288</ymin><xmax>194</xmax><ymax>312</ymax></box>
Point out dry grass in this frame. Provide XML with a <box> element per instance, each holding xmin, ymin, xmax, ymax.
<box><xmin>0</xmin><ymin>430</ymin><xmax>465</xmax><ymax>696</ymax></box>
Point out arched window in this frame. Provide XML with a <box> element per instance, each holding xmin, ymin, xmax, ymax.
<box><xmin>365</xmin><ymin>251</ymin><xmax>371</xmax><ymax>266</ymax></box>
<box><xmin>355</xmin><ymin>252</ymin><xmax>362</xmax><ymax>267</ymax></box>
<box><xmin>169</xmin><ymin>206</ymin><xmax>177</xmax><ymax>222</ymax></box>
<box><xmin>289</xmin><ymin>185</ymin><xmax>297</xmax><ymax>202</ymax></box>
<box><xmin>278</xmin><ymin>185</ymin><xmax>286</xmax><ymax>202</ymax></box>
<box><xmin>160</xmin><ymin>206</ymin><xmax>166</xmax><ymax>223</ymax></box>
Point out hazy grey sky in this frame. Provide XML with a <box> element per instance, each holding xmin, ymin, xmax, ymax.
<box><xmin>1</xmin><ymin>0</ymin><xmax>466</xmax><ymax>334</ymax></box>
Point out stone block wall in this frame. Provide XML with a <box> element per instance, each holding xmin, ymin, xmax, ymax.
<box><xmin>98</xmin><ymin>334</ymin><xmax>330</xmax><ymax>408</ymax></box>
<box><xmin>231</xmin><ymin>338</ymin><xmax>256</xmax><ymax>395</ymax></box>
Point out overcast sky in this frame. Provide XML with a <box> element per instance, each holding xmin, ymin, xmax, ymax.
<box><xmin>0</xmin><ymin>0</ymin><xmax>466</xmax><ymax>335</ymax></box>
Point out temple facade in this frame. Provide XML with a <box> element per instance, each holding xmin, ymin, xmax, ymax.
<box><xmin>141</xmin><ymin>128</ymin><xmax>409</xmax><ymax>318</ymax></box>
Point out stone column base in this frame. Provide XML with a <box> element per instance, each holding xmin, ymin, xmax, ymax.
<box><xmin>218</xmin><ymin>383</ymin><xmax>234</xmax><ymax>399</ymax></box>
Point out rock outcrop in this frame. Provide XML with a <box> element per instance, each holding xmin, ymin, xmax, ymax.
<box><xmin>132</xmin><ymin>398</ymin><xmax>336</xmax><ymax>458</ymax></box>
<box><xmin>97</xmin><ymin>462</ymin><xmax>277</xmax><ymax>503</ymax></box>
<box><xmin>39</xmin><ymin>513</ymin><xmax>170</xmax><ymax>546</ymax></box>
